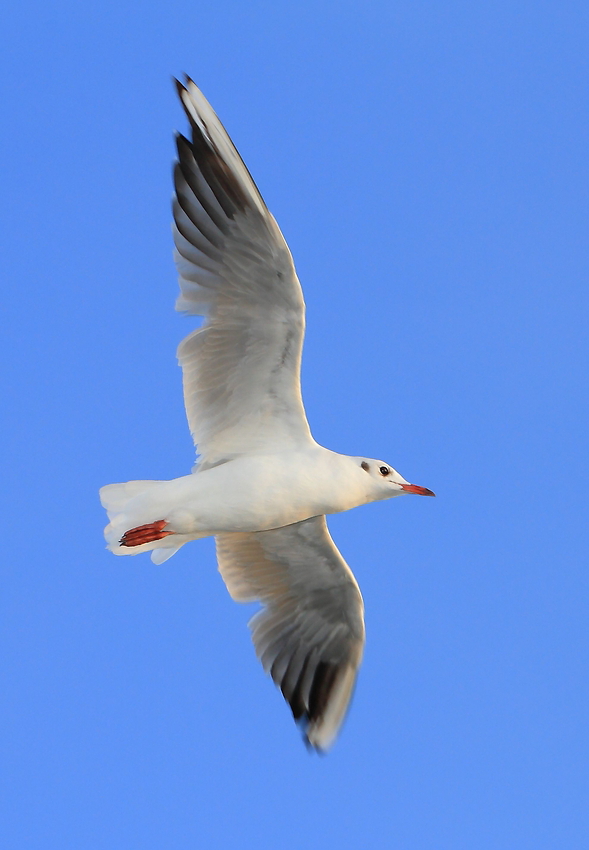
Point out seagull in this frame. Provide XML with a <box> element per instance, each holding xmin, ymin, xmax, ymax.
<box><xmin>100</xmin><ymin>77</ymin><xmax>434</xmax><ymax>751</ymax></box>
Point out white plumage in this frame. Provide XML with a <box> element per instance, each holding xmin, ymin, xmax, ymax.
<box><xmin>100</xmin><ymin>77</ymin><xmax>434</xmax><ymax>751</ymax></box>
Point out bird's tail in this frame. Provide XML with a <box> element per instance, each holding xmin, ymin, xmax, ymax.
<box><xmin>99</xmin><ymin>480</ymin><xmax>184</xmax><ymax>564</ymax></box>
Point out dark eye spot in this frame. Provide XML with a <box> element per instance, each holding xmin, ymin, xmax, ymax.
<box><xmin>361</xmin><ymin>461</ymin><xmax>370</xmax><ymax>472</ymax></box>
<box><xmin>379</xmin><ymin>466</ymin><xmax>389</xmax><ymax>476</ymax></box>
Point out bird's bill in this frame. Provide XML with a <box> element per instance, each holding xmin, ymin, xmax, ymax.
<box><xmin>399</xmin><ymin>483</ymin><xmax>436</xmax><ymax>497</ymax></box>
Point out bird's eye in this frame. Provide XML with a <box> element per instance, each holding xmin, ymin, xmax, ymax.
<box><xmin>379</xmin><ymin>466</ymin><xmax>390</xmax><ymax>476</ymax></box>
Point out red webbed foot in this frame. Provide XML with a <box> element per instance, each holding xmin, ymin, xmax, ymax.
<box><xmin>120</xmin><ymin>520</ymin><xmax>174</xmax><ymax>548</ymax></box>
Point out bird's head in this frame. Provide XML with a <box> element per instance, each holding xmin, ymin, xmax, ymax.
<box><xmin>358</xmin><ymin>458</ymin><xmax>435</xmax><ymax>501</ymax></box>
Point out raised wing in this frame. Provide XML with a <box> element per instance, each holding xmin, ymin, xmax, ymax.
<box><xmin>215</xmin><ymin>516</ymin><xmax>365</xmax><ymax>751</ymax></box>
<box><xmin>173</xmin><ymin>78</ymin><xmax>313</xmax><ymax>466</ymax></box>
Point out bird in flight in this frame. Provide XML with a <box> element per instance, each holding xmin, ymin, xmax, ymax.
<box><xmin>100</xmin><ymin>77</ymin><xmax>434</xmax><ymax>751</ymax></box>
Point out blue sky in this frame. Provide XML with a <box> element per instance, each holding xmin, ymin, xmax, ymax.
<box><xmin>2</xmin><ymin>1</ymin><xmax>588</xmax><ymax>847</ymax></box>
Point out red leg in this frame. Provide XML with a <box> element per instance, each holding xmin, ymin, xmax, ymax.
<box><xmin>120</xmin><ymin>520</ymin><xmax>174</xmax><ymax>548</ymax></box>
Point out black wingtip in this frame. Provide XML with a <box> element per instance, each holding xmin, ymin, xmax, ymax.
<box><xmin>174</xmin><ymin>132</ymin><xmax>191</xmax><ymax>154</ymax></box>
<box><xmin>173</xmin><ymin>76</ymin><xmax>185</xmax><ymax>98</ymax></box>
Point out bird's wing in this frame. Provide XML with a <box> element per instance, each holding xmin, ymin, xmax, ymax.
<box><xmin>173</xmin><ymin>78</ymin><xmax>313</xmax><ymax>467</ymax></box>
<box><xmin>215</xmin><ymin>516</ymin><xmax>365</xmax><ymax>751</ymax></box>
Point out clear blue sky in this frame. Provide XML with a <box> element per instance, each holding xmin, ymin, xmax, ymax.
<box><xmin>2</xmin><ymin>1</ymin><xmax>588</xmax><ymax>847</ymax></box>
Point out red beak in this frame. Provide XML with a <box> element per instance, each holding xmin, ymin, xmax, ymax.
<box><xmin>399</xmin><ymin>483</ymin><xmax>436</xmax><ymax>497</ymax></box>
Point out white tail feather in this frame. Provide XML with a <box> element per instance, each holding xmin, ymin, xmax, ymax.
<box><xmin>100</xmin><ymin>480</ymin><xmax>183</xmax><ymax>561</ymax></box>
<box><xmin>150</xmin><ymin>545</ymin><xmax>183</xmax><ymax>564</ymax></box>
<box><xmin>99</xmin><ymin>480</ymin><xmax>163</xmax><ymax>520</ymax></box>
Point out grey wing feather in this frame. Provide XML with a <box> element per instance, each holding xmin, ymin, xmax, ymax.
<box><xmin>215</xmin><ymin>516</ymin><xmax>365</xmax><ymax>751</ymax></box>
<box><xmin>173</xmin><ymin>78</ymin><xmax>313</xmax><ymax>465</ymax></box>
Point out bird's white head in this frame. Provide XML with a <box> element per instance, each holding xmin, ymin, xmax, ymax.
<box><xmin>357</xmin><ymin>458</ymin><xmax>435</xmax><ymax>502</ymax></box>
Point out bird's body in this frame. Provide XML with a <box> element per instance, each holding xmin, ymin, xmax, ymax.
<box><xmin>100</xmin><ymin>77</ymin><xmax>434</xmax><ymax>750</ymax></box>
<box><xmin>103</xmin><ymin>446</ymin><xmax>410</xmax><ymax>558</ymax></box>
